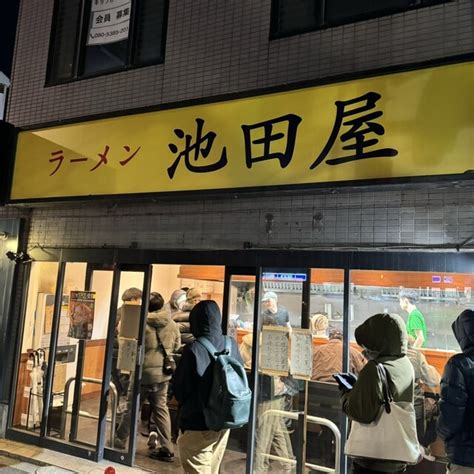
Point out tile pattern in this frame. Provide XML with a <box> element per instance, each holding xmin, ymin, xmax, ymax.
<box><xmin>17</xmin><ymin>184</ymin><xmax>474</xmax><ymax>250</ymax></box>
<box><xmin>6</xmin><ymin>0</ymin><xmax>474</xmax><ymax>127</ymax></box>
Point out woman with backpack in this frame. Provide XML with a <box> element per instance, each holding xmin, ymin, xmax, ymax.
<box><xmin>173</xmin><ymin>300</ymin><xmax>246</xmax><ymax>474</ymax></box>
<box><xmin>339</xmin><ymin>313</ymin><xmax>420</xmax><ymax>473</ymax></box>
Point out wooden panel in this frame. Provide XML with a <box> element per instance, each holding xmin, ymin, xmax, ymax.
<box><xmin>13</xmin><ymin>353</ymin><xmax>30</xmax><ymax>427</ymax></box>
<box><xmin>82</xmin><ymin>339</ymin><xmax>106</xmax><ymax>396</ymax></box>
<box><xmin>178</xmin><ymin>265</ymin><xmax>225</xmax><ymax>282</ymax></box>
<box><xmin>350</xmin><ymin>270</ymin><xmax>473</xmax><ymax>290</ymax></box>
<box><xmin>180</xmin><ymin>266</ymin><xmax>472</xmax><ymax>291</ymax></box>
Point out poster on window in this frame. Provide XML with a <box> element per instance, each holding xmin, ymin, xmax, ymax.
<box><xmin>68</xmin><ymin>291</ymin><xmax>95</xmax><ymax>340</ymax></box>
<box><xmin>260</xmin><ymin>326</ymin><xmax>290</xmax><ymax>376</ymax></box>
<box><xmin>87</xmin><ymin>0</ymin><xmax>131</xmax><ymax>46</ymax></box>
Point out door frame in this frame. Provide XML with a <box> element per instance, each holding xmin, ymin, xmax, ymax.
<box><xmin>102</xmin><ymin>263</ymin><xmax>152</xmax><ymax>465</ymax></box>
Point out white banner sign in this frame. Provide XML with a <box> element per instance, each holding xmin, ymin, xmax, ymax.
<box><xmin>87</xmin><ymin>0</ymin><xmax>131</xmax><ymax>46</ymax></box>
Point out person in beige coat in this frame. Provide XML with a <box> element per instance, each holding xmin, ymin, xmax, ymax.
<box><xmin>115</xmin><ymin>292</ymin><xmax>181</xmax><ymax>463</ymax></box>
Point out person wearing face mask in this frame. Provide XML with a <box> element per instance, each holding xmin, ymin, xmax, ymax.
<box><xmin>261</xmin><ymin>291</ymin><xmax>290</xmax><ymax>328</ymax></box>
<box><xmin>339</xmin><ymin>313</ymin><xmax>417</xmax><ymax>473</ymax></box>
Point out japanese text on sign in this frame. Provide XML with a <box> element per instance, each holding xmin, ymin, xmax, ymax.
<box><xmin>261</xmin><ymin>326</ymin><xmax>290</xmax><ymax>376</ymax></box>
<box><xmin>11</xmin><ymin>62</ymin><xmax>474</xmax><ymax>200</ymax></box>
<box><xmin>88</xmin><ymin>0</ymin><xmax>131</xmax><ymax>46</ymax></box>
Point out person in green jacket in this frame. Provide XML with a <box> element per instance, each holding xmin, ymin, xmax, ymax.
<box><xmin>340</xmin><ymin>313</ymin><xmax>415</xmax><ymax>473</ymax></box>
<box><xmin>399</xmin><ymin>289</ymin><xmax>427</xmax><ymax>348</ymax></box>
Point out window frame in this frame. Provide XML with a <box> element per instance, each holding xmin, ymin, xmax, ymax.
<box><xmin>46</xmin><ymin>0</ymin><xmax>169</xmax><ymax>86</ymax></box>
<box><xmin>270</xmin><ymin>0</ymin><xmax>452</xmax><ymax>40</ymax></box>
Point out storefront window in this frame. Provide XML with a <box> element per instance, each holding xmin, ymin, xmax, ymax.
<box><xmin>348</xmin><ymin>269</ymin><xmax>473</xmax><ymax>467</ymax></box>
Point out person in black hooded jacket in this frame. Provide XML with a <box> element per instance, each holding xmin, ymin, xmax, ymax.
<box><xmin>437</xmin><ymin>309</ymin><xmax>474</xmax><ymax>473</ymax></box>
<box><xmin>173</xmin><ymin>300</ymin><xmax>243</xmax><ymax>474</ymax></box>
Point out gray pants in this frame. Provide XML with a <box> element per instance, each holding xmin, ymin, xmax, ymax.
<box><xmin>116</xmin><ymin>381</ymin><xmax>173</xmax><ymax>453</ymax></box>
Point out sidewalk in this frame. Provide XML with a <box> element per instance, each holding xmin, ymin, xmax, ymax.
<box><xmin>0</xmin><ymin>440</ymin><xmax>150</xmax><ymax>474</ymax></box>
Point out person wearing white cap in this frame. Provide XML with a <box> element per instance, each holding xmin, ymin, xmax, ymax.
<box><xmin>261</xmin><ymin>291</ymin><xmax>290</xmax><ymax>328</ymax></box>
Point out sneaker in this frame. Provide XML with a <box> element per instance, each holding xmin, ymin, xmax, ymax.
<box><xmin>150</xmin><ymin>448</ymin><xmax>174</xmax><ymax>463</ymax></box>
<box><xmin>147</xmin><ymin>431</ymin><xmax>158</xmax><ymax>450</ymax></box>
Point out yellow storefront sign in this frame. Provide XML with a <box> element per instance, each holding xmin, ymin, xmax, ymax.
<box><xmin>10</xmin><ymin>62</ymin><xmax>474</xmax><ymax>201</ymax></box>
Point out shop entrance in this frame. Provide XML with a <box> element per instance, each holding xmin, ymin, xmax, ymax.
<box><xmin>7</xmin><ymin>250</ymin><xmax>473</xmax><ymax>474</ymax></box>
<box><xmin>9</xmin><ymin>262</ymin><xmax>151</xmax><ymax>463</ymax></box>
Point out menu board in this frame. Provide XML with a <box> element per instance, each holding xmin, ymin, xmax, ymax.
<box><xmin>290</xmin><ymin>328</ymin><xmax>313</xmax><ymax>379</ymax></box>
<box><xmin>260</xmin><ymin>326</ymin><xmax>289</xmax><ymax>376</ymax></box>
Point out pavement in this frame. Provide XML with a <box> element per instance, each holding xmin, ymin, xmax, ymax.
<box><xmin>0</xmin><ymin>440</ymin><xmax>150</xmax><ymax>474</ymax></box>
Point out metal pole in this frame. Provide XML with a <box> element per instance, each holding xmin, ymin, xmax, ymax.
<box><xmin>245</xmin><ymin>266</ymin><xmax>262</xmax><ymax>474</ymax></box>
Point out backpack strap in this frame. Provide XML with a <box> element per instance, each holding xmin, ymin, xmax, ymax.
<box><xmin>197</xmin><ymin>337</ymin><xmax>231</xmax><ymax>358</ymax></box>
<box><xmin>197</xmin><ymin>337</ymin><xmax>219</xmax><ymax>359</ymax></box>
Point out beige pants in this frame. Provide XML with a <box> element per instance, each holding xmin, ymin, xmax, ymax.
<box><xmin>447</xmin><ymin>464</ymin><xmax>474</xmax><ymax>474</ymax></box>
<box><xmin>254</xmin><ymin>397</ymin><xmax>295</xmax><ymax>473</ymax></box>
<box><xmin>178</xmin><ymin>429</ymin><xmax>230</xmax><ymax>474</ymax></box>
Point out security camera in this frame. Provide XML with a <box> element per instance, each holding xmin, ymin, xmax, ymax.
<box><xmin>5</xmin><ymin>251</ymin><xmax>32</xmax><ymax>263</ymax></box>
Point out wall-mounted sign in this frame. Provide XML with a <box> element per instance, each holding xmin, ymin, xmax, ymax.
<box><xmin>10</xmin><ymin>62</ymin><xmax>473</xmax><ymax>201</ymax></box>
<box><xmin>263</xmin><ymin>273</ymin><xmax>307</xmax><ymax>282</ymax></box>
<box><xmin>87</xmin><ymin>0</ymin><xmax>131</xmax><ymax>45</ymax></box>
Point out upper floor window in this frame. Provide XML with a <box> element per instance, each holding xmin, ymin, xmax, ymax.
<box><xmin>271</xmin><ymin>0</ymin><xmax>451</xmax><ymax>39</ymax></box>
<box><xmin>47</xmin><ymin>0</ymin><xmax>168</xmax><ymax>84</ymax></box>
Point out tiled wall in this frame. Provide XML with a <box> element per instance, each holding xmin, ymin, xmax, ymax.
<box><xmin>25</xmin><ymin>185</ymin><xmax>474</xmax><ymax>250</ymax></box>
<box><xmin>7</xmin><ymin>0</ymin><xmax>474</xmax><ymax>127</ymax></box>
<box><xmin>5</xmin><ymin>0</ymin><xmax>474</xmax><ymax>252</ymax></box>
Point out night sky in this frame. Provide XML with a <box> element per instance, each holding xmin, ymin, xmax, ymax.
<box><xmin>0</xmin><ymin>1</ymin><xmax>21</xmax><ymax>77</ymax></box>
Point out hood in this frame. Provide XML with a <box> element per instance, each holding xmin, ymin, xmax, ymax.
<box><xmin>189</xmin><ymin>300</ymin><xmax>223</xmax><ymax>339</ymax></box>
<box><xmin>355</xmin><ymin>313</ymin><xmax>407</xmax><ymax>358</ymax></box>
<box><xmin>452</xmin><ymin>309</ymin><xmax>474</xmax><ymax>353</ymax></box>
<box><xmin>147</xmin><ymin>307</ymin><xmax>172</xmax><ymax>329</ymax></box>
<box><xmin>169</xmin><ymin>289</ymin><xmax>186</xmax><ymax>311</ymax></box>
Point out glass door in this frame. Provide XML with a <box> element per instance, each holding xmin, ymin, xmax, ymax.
<box><xmin>102</xmin><ymin>264</ymin><xmax>151</xmax><ymax>465</ymax></box>
<box><xmin>252</xmin><ymin>267</ymin><xmax>348</xmax><ymax>474</ymax></box>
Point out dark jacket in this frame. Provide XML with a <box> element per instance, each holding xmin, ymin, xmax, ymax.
<box><xmin>342</xmin><ymin>313</ymin><xmax>415</xmax><ymax>472</ymax></box>
<box><xmin>172</xmin><ymin>300</ymin><xmax>243</xmax><ymax>431</ymax></box>
<box><xmin>437</xmin><ymin>309</ymin><xmax>474</xmax><ymax>468</ymax></box>
<box><xmin>142</xmin><ymin>307</ymin><xmax>181</xmax><ymax>385</ymax></box>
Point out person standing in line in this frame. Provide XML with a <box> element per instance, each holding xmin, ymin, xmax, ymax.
<box><xmin>115</xmin><ymin>292</ymin><xmax>181</xmax><ymax>463</ymax></box>
<box><xmin>406</xmin><ymin>332</ymin><xmax>440</xmax><ymax>444</ymax></box>
<box><xmin>173</xmin><ymin>300</ymin><xmax>243</xmax><ymax>474</ymax></box>
<box><xmin>399</xmin><ymin>289</ymin><xmax>427</xmax><ymax>348</ymax></box>
<box><xmin>183</xmin><ymin>287</ymin><xmax>202</xmax><ymax>311</ymax></box>
<box><xmin>437</xmin><ymin>309</ymin><xmax>474</xmax><ymax>474</ymax></box>
<box><xmin>340</xmin><ymin>313</ymin><xmax>416</xmax><ymax>473</ymax></box>
<box><xmin>167</xmin><ymin>288</ymin><xmax>195</xmax><ymax>347</ymax></box>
